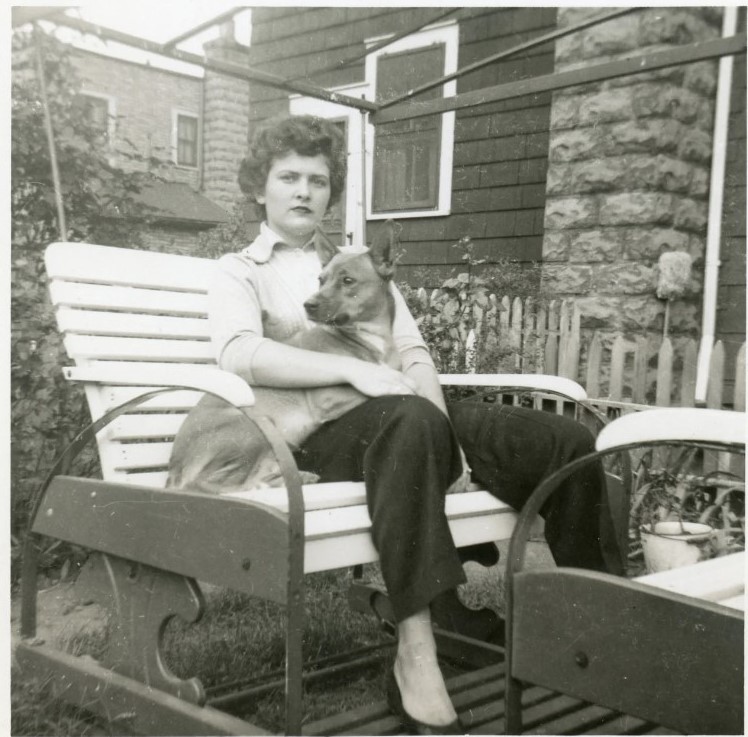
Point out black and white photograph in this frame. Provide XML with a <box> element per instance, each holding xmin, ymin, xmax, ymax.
<box><xmin>9</xmin><ymin>4</ymin><xmax>746</xmax><ymax>735</ymax></box>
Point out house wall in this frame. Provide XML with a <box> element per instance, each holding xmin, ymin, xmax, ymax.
<box><xmin>71</xmin><ymin>35</ymin><xmax>251</xmax><ymax>250</ymax></box>
<box><xmin>72</xmin><ymin>50</ymin><xmax>202</xmax><ymax>187</ymax></box>
<box><xmin>542</xmin><ymin>7</ymin><xmax>724</xmax><ymax>352</ymax></box>
<box><xmin>248</xmin><ymin>6</ymin><xmax>557</xmax><ymax>286</ymax></box>
<box><xmin>717</xmin><ymin>7</ymin><xmax>747</xmax><ymax>394</ymax></box>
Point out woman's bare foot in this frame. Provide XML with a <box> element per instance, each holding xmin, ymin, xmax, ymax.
<box><xmin>395</xmin><ymin>611</ymin><xmax>458</xmax><ymax>726</ymax></box>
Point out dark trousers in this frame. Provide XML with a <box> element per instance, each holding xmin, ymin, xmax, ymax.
<box><xmin>295</xmin><ymin>395</ymin><xmax>616</xmax><ymax>622</ymax></box>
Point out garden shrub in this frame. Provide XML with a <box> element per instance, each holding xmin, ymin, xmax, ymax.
<box><xmin>11</xmin><ymin>27</ymin><xmax>157</xmax><ymax>582</ymax></box>
<box><xmin>398</xmin><ymin>236</ymin><xmax>547</xmax><ymax>377</ymax></box>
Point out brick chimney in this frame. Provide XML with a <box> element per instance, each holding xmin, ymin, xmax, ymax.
<box><xmin>202</xmin><ymin>20</ymin><xmax>250</xmax><ymax>211</ymax></box>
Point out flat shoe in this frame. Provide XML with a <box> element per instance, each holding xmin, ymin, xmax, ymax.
<box><xmin>386</xmin><ymin>669</ymin><xmax>464</xmax><ymax>735</ymax></box>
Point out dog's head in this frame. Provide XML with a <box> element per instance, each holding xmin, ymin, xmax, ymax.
<box><xmin>303</xmin><ymin>221</ymin><xmax>399</xmax><ymax>327</ymax></box>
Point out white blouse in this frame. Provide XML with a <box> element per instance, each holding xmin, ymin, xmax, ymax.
<box><xmin>208</xmin><ymin>223</ymin><xmax>435</xmax><ymax>384</ymax></box>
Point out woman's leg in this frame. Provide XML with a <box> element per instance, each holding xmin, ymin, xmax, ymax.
<box><xmin>296</xmin><ymin>395</ymin><xmax>464</xmax><ymax>725</ymax></box>
<box><xmin>393</xmin><ymin>608</ymin><xmax>459</xmax><ymax>726</ymax></box>
<box><xmin>448</xmin><ymin>400</ymin><xmax>622</xmax><ymax>573</ymax></box>
<box><xmin>296</xmin><ymin>394</ymin><xmax>465</xmax><ymax>619</ymax></box>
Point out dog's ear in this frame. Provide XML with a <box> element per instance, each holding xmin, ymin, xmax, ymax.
<box><xmin>313</xmin><ymin>227</ymin><xmax>340</xmax><ymax>267</ymax></box>
<box><xmin>368</xmin><ymin>220</ymin><xmax>399</xmax><ymax>280</ymax></box>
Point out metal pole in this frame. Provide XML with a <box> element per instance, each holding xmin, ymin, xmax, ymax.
<box><xmin>33</xmin><ymin>24</ymin><xmax>67</xmax><ymax>240</ymax></box>
<box><xmin>287</xmin><ymin>8</ymin><xmax>460</xmax><ymax>83</ymax></box>
<box><xmin>50</xmin><ymin>14</ymin><xmax>378</xmax><ymax>113</ymax></box>
<box><xmin>161</xmin><ymin>6</ymin><xmax>244</xmax><ymax>50</ymax></box>
<box><xmin>373</xmin><ymin>34</ymin><xmax>747</xmax><ymax>124</ymax></box>
<box><xmin>378</xmin><ymin>7</ymin><xmax>640</xmax><ymax>111</ymax></box>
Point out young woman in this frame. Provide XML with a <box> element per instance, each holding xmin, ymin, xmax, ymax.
<box><xmin>208</xmin><ymin>114</ymin><xmax>621</xmax><ymax>733</ymax></box>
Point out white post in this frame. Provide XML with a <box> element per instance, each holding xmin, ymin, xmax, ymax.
<box><xmin>360</xmin><ymin>104</ymin><xmax>368</xmax><ymax>246</ymax></box>
<box><xmin>694</xmin><ymin>6</ymin><xmax>738</xmax><ymax>405</ymax></box>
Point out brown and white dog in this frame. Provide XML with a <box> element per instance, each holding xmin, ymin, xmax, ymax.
<box><xmin>167</xmin><ymin>222</ymin><xmax>403</xmax><ymax>494</ymax></box>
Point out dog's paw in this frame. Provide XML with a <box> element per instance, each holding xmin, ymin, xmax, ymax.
<box><xmin>265</xmin><ymin>471</ymin><xmax>321</xmax><ymax>487</ymax></box>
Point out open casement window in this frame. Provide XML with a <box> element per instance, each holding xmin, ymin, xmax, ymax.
<box><xmin>373</xmin><ymin>45</ymin><xmax>444</xmax><ymax>213</ymax></box>
<box><xmin>366</xmin><ymin>22</ymin><xmax>457</xmax><ymax>219</ymax></box>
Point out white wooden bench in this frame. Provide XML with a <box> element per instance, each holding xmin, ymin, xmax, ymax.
<box><xmin>42</xmin><ymin>241</ymin><xmax>587</xmax><ymax>569</ymax></box>
<box><xmin>17</xmin><ymin>240</ymin><xmax>588</xmax><ymax>736</ymax></box>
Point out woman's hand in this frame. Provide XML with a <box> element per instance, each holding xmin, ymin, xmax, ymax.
<box><xmin>342</xmin><ymin>360</ymin><xmax>418</xmax><ymax>398</ymax></box>
<box><xmin>448</xmin><ymin>445</ymin><xmax>475</xmax><ymax>494</ymax></box>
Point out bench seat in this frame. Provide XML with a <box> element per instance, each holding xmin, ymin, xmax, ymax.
<box><xmin>635</xmin><ymin>550</ymin><xmax>745</xmax><ymax>607</ymax></box>
<box><xmin>228</xmin><ymin>483</ymin><xmax>517</xmax><ymax>573</ymax></box>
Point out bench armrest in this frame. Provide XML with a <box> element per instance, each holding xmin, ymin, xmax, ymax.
<box><xmin>63</xmin><ymin>364</ymin><xmax>255</xmax><ymax>408</ymax></box>
<box><xmin>439</xmin><ymin>373</ymin><xmax>587</xmax><ymax>402</ymax></box>
<box><xmin>596</xmin><ymin>407</ymin><xmax>746</xmax><ymax>452</ymax></box>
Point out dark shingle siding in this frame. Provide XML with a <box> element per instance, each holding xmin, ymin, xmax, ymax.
<box><xmin>249</xmin><ymin>6</ymin><xmax>557</xmax><ymax>281</ymax></box>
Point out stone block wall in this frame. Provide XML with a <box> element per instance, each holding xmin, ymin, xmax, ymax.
<box><xmin>202</xmin><ymin>22</ymin><xmax>251</xmax><ymax>211</ymax></box>
<box><xmin>542</xmin><ymin>7</ymin><xmax>723</xmax><ymax>344</ymax></box>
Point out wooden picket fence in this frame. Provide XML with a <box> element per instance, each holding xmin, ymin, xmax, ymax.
<box><xmin>418</xmin><ymin>291</ymin><xmax>745</xmax><ymax>414</ymax></box>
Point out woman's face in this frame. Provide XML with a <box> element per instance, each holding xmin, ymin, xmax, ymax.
<box><xmin>258</xmin><ymin>151</ymin><xmax>332</xmax><ymax>247</ymax></box>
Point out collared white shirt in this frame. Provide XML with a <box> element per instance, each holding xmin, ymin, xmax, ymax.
<box><xmin>209</xmin><ymin>223</ymin><xmax>435</xmax><ymax>384</ymax></box>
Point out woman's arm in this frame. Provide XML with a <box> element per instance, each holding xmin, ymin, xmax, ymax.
<box><xmin>390</xmin><ymin>285</ymin><xmax>450</xmax><ymax>411</ymax></box>
<box><xmin>251</xmin><ymin>340</ymin><xmax>417</xmax><ymax>397</ymax></box>
<box><xmin>405</xmin><ymin>360</ymin><xmax>449</xmax><ymax>415</ymax></box>
<box><xmin>210</xmin><ymin>253</ymin><xmax>415</xmax><ymax>397</ymax></box>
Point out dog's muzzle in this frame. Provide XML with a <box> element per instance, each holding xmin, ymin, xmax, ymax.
<box><xmin>304</xmin><ymin>299</ymin><xmax>349</xmax><ymax>325</ymax></box>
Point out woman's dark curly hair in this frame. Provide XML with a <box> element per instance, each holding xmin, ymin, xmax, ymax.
<box><xmin>238</xmin><ymin>115</ymin><xmax>347</xmax><ymax>217</ymax></box>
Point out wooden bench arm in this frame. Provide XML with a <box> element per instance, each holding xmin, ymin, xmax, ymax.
<box><xmin>65</xmin><ymin>367</ymin><xmax>585</xmax><ymax>404</ymax></box>
<box><xmin>60</xmin><ymin>364</ymin><xmax>305</xmax><ymax>614</ymax></box>
<box><xmin>63</xmin><ymin>364</ymin><xmax>255</xmax><ymax>408</ymax></box>
<box><xmin>440</xmin><ymin>373</ymin><xmax>587</xmax><ymax>402</ymax></box>
<box><xmin>596</xmin><ymin>407</ymin><xmax>746</xmax><ymax>452</ymax></box>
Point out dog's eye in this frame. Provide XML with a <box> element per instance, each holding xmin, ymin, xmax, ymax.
<box><xmin>342</xmin><ymin>276</ymin><xmax>356</xmax><ymax>286</ymax></box>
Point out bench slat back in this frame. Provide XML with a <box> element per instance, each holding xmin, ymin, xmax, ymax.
<box><xmin>46</xmin><ymin>242</ymin><xmax>218</xmax><ymax>486</ymax></box>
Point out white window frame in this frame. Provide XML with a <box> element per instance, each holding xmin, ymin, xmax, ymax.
<box><xmin>171</xmin><ymin>109</ymin><xmax>200</xmax><ymax>169</ymax></box>
<box><xmin>290</xmin><ymin>83</ymin><xmax>369</xmax><ymax>246</ymax></box>
<box><xmin>80</xmin><ymin>90</ymin><xmax>116</xmax><ymax>146</ymax></box>
<box><xmin>364</xmin><ymin>21</ymin><xmax>458</xmax><ymax>220</ymax></box>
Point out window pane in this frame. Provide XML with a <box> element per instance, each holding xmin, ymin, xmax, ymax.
<box><xmin>373</xmin><ymin>44</ymin><xmax>445</xmax><ymax>213</ymax></box>
<box><xmin>373</xmin><ymin>127</ymin><xmax>440</xmax><ymax>211</ymax></box>
<box><xmin>177</xmin><ymin>115</ymin><xmax>198</xmax><ymax>167</ymax></box>
<box><xmin>78</xmin><ymin>95</ymin><xmax>110</xmax><ymax>141</ymax></box>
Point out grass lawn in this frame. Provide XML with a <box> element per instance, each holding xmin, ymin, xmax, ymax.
<box><xmin>10</xmin><ymin>566</ymin><xmax>431</xmax><ymax>735</ymax></box>
<box><xmin>10</xmin><ymin>542</ymin><xmax>550</xmax><ymax>735</ymax></box>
